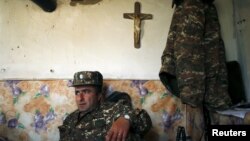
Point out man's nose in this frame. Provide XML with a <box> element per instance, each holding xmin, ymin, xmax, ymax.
<box><xmin>79</xmin><ymin>93</ymin><xmax>85</xmax><ymax>101</ymax></box>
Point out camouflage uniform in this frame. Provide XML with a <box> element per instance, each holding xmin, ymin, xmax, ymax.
<box><xmin>105</xmin><ymin>91</ymin><xmax>152</xmax><ymax>137</ymax></box>
<box><xmin>203</xmin><ymin>3</ymin><xmax>232</xmax><ymax>110</ymax></box>
<box><xmin>58</xmin><ymin>100</ymin><xmax>145</xmax><ymax>141</ymax></box>
<box><xmin>58</xmin><ymin>71</ymin><xmax>151</xmax><ymax>141</ymax></box>
<box><xmin>159</xmin><ymin>0</ymin><xmax>232</xmax><ymax>110</ymax></box>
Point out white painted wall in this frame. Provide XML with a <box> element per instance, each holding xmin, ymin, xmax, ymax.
<box><xmin>233</xmin><ymin>0</ymin><xmax>250</xmax><ymax>101</ymax></box>
<box><xmin>0</xmin><ymin>0</ymin><xmax>237</xmax><ymax>80</ymax></box>
<box><xmin>215</xmin><ymin>0</ymin><xmax>238</xmax><ymax>61</ymax></box>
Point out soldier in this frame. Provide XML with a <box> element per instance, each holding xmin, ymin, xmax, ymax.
<box><xmin>159</xmin><ymin>0</ymin><xmax>232</xmax><ymax>110</ymax></box>
<box><xmin>58</xmin><ymin>71</ymin><xmax>151</xmax><ymax>141</ymax></box>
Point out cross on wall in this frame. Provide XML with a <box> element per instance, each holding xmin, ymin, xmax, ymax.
<box><xmin>123</xmin><ymin>1</ymin><xmax>153</xmax><ymax>49</ymax></box>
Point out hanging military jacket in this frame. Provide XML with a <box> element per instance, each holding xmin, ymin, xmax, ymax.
<box><xmin>159</xmin><ymin>0</ymin><xmax>232</xmax><ymax>110</ymax></box>
<box><xmin>203</xmin><ymin>3</ymin><xmax>232</xmax><ymax>110</ymax></box>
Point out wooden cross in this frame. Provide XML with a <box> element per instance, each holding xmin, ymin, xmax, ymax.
<box><xmin>123</xmin><ymin>2</ymin><xmax>153</xmax><ymax>48</ymax></box>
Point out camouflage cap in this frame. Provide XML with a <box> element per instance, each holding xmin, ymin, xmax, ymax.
<box><xmin>72</xmin><ymin>71</ymin><xmax>103</xmax><ymax>87</ymax></box>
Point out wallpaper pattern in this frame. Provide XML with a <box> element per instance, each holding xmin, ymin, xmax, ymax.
<box><xmin>0</xmin><ymin>80</ymin><xmax>244</xmax><ymax>141</ymax></box>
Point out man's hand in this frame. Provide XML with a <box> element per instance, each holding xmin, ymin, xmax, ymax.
<box><xmin>105</xmin><ymin>117</ymin><xmax>130</xmax><ymax>141</ymax></box>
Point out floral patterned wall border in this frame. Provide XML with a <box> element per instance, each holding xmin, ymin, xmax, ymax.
<box><xmin>0</xmin><ymin>80</ymin><xmax>243</xmax><ymax>141</ymax></box>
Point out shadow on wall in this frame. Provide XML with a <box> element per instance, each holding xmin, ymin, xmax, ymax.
<box><xmin>227</xmin><ymin>61</ymin><xmax>246</xmax><ymax>104</ymax></box>
<box><xmin>144</xmin><ymin>129</ymin><xmax>160</xmax><ymax>141</ymax></box>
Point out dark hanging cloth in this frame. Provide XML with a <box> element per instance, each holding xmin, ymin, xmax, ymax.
<box><xmin>159</xmin><ymin>0</ymin><xmax>232</xmax><ymax>110</ymax></box>
<box><xmin>31</xmin><ymin>0</ymin><xmax>57</xmax><ymax>12</ymax></box>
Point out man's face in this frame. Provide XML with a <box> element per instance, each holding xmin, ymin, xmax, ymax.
<box><xmin>75</xmin><ymin>85</ymin><xmax>101</xmax><ymax>112</ymax></box>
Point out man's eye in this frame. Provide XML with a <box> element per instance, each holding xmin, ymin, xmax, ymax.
<box><xmin>83</xmin><ymin>89</ymin><xmax>91</xmax><ymax>94</ymax></box>
<box><xmin>75</xmin><ymin>89</ymin><xmax>94</xmax><ymax>95</ymax></box>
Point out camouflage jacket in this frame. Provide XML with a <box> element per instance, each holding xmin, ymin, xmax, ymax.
<box><xmin>159</xmin><ymin>0</ymin><xmax>232</xmax><ymax>110</ymax></box>
<box><xmin>58</xmin><ymin>100</ymin><xmax>150</xmax><ymax>141</ymax></box>
<box><xmin>105</xmin><ymin>91</ymin><xmax>152</xmax><ymax>137</ymax></box>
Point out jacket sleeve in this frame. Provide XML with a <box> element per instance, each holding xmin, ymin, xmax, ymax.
<box><xmin>112</xmin><ymin>100</ymin><xmax>152</xmax><ymax>137</ymax></box>
<box><xmin>58</xmin><ymin>112</ymin><xmax>76</xmax><ymax>141</ymax></box>
<box><xmin>132</xmin><ymin>108</ymin><xmax>152</xmax><ymax>137</ymax></box>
